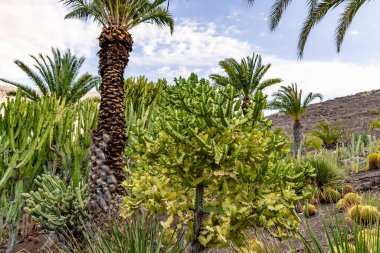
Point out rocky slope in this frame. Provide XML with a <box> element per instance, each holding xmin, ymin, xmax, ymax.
<box><xmin>268</xmin><ymin>89</ymin><xmax>380</xmax><ymax>138</ymax></box>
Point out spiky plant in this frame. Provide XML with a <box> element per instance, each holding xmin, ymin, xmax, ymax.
<box><xmin>60</xmin><ymin>0</ymin><xmax>174</xmax><ymax>221</ymax></box>
<box><xmin>210</xmin><ymin>53</ymin><xmax>282</xmax><ymax>114</ymax></box>
<box><xmin>309</xmin><ymin>121</ymin><xmax>345</xmax><ymax>149</ymax></box>
<box><xmin>0</xmin><ymin>48</ymin><xmax>98</xmax><ymax>103</ymax></box>
<box><xmin>269</xmin><ymin>83</ymin><xmax>323</xmax><ymax>155</ymax></box>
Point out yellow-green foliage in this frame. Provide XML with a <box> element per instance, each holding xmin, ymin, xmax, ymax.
<box><xmin>343</xmin><ymin>193</ymin><xmax>363</xmax><ymax>207</ymax></box>
<box><xmin>122</xmin><ymin>75</ymin><xmax>316</xmax><ymax>248</ymax></box>
<box><xmin>239</xmin><ymin>239</ymin><xmax>265</xmax><ymax>253</ymax></box>
<box><xmin>342</xmin><ymin>184</ymin><xmax>354</xmax><ymax>196</ymax></box>
<box><xmin>336</xmin><ymin>199</ymin><xmax>345</xmax><ymax>212</ymax></box>
<box><xmin>321</xmin><ymin>187</ymin><xmax>341</xmax><ymax>203</ymax></box>
<box><xmin>303</xmin><ymin>204</ymin><xmax>317</xmax><ymax>217</ymax></box>
<box><xmin>349</xmin><ymin>205</ymin><xmax>379</xmax><ymax>225</ymax></box>
<box><xmin>161</xmin><ymin>229</ymin><xmax>176</xmax><ymax>246</ymax></box>
<box><xmin>329</xmin><ymin>244</ymin><xmax>355</xmax><ymax>253</ymax></box>
<box><xmin>368</xmin><ymin>153</ymin><xmax>380</xmax><ymax>170</ymax></box>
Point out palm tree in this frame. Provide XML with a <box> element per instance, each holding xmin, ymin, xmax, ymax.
<box><xmin>309</xmin><ymin>121</ymin><xmax>344</xmax><ymax>149</ymax></box>
<box><xmin>0</xmin><ymin>48</ymin><xmax>98</xmax><ymax>103</ymax></box>
<box><xmin>60</xmin><ymin>0</ymin><xmax>174</xmax><ymax>220</ymax></box>
<box><xmin>270</xmin><ymin>83</ymin><xmax>323</xmax><ymax>155</ymax></box>
<box><xmin>210</xmin><ymin>54</ymin><xmax>282</xmax><ymax>114</ymax></box>
<box><xmin>248</xmin><ymin>0</ymin><xmax>373</xmax><ymax>58</ymax></box>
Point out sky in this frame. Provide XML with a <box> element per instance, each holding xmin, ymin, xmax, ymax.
<box><xmin>0</xmin><ymin>0</ymin><xmax>379</xmax><ymax>101</ymax></box>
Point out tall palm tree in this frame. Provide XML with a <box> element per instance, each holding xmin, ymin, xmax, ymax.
<box><xmin>0</xmin><ymin>48</ymin><xmax>98</xmax><ymax>103</ymax></box>
<box><xmin>270</xmin><ymin>83</ymin><xmax>323</xmax><ymax>155</ymax></box>
<box><xmin>60</xmin><ymin>0</ymin><xmax>174</xmax><ymax>220</ymax></box>
<box><xmin>210</xmin><ymin>54</ymin><xmax>282</xmax><ymax>114</ymax></box>
<box><xmin>248</xmin><ymin>0</ymin><xmax>374</xmax><ymax>58</ymax></box>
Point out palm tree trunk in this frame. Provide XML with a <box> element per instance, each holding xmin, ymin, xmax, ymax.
<box><xmin>87</xmin><ymin>26</ymin><xmax>133</xmax><ymax>221</ymax></box>
<box><xmin>293</xmin><ymin>120</ymin><xmax>303</xmax><ymax>156</ymax></box>
<box><xmin>241</xmin><ymin>96</ymin><xmax>251</xmax><ymax>115</ymax></box>
<box><xmin>190</xmin><ymin>184</ymin><xmax>205</xmax><ymax>253</ymax></box>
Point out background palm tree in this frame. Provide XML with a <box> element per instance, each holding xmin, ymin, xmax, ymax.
<box><xmin>210</xmin><ymin>53</ymin><xmax>282</xmax><ymax>114</ymax></box>
<box><xmin>270</xmin><ymin>83</ymin><xmax>323</xmax><ymax>155</ymax></box>
<box><xmin>61</xmin><ymin>0</ymin><xmax>174</xmax><ymax>221</ymax></box>
<box><xmin>248</xmin><ymin>0</ymin><xmax>373</xmax><ymax>58</ymax></box>
<box><xmin>0</xmin><ymin>48</ymin><xmax>98</xmax><ymax>103</ymax></box>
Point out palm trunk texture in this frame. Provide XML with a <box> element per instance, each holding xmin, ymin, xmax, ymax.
<box><xmin>293</xmin><ymin>120</ymin><xmax>303</xmax><ymax>156</ymax></box>
<box><xmin>87</xmin><ymin>26</ymin><xmax>133</xmax><ymax>221</ymax></box>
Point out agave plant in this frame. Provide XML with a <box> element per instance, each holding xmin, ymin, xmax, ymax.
<box><xmin>0</xmin><ymin>48</ymin><xmax>99</xmax><ymax>103</ymax></box>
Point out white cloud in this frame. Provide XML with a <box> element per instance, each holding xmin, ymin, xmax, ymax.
<box><xmin>0</xmin><ymin>0</ymin><xmax>100</xmax><ymax>83</ymax></box>
<box><xmin>349</xmin><ymin>30</ymin><xmax>360</xmax><ymax>36</ymax></box>
<box><xmin>130</xmin><ymin>19</ymin><xmax>255</xmax><ymax>67</ymax></box>
<box><xmin>0</xmin><ymin>0</ymin><xmax>378</xmax><ymax>102</ymax></box>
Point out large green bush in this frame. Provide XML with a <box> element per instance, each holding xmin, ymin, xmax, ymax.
<box><xmin>0</xmin><ymin>92</ymin><xmax>98</xmax><ymax>249</ymax></box>
<box><xmin>122</xmin><ymin>74</ymin><xmax>314</xmax><ymax>250</ymax></box>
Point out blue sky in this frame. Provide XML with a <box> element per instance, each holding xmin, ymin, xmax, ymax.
<box><xmin>0</xmin><ymin>0</ymin><xmax>379</xmax><ymax>100</ymax></box>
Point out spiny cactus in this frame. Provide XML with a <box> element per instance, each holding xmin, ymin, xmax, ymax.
<box><xmin>321</xmin><ymin>187</ymin><xmax>341</xmax><ymax>203</ymax></box>
<box><xmin>22</xmin><ymin>174</ymin><xmax>88</xmax><ymax>240</ymax></box>
<box><xmin>343</xmin><ymin>193</ymin><xmax>363</xmax><ymax>207</ymax></box>
<box><xmin>342</xmin><ymin>184</ymin><xmax>354</xmax><ymax>196</ymax></box>
<box><xmin>348</xmin><ymin>205</ymin><xmax>379</xmax><ymax>225</ymax></box>
<box><xmin>368</xmin><ymin>153</ymin><xmax>380</xmax><ymax>170</ymax></box>
<box><xmin>303</xmin><ymin>204</ymin><xmax>317</xmax><ymax>217</ymax></box>
<box><xmin>336</xmin><ymin>199</ymin><xmax>345</xmax><ymax>212</ymax></box>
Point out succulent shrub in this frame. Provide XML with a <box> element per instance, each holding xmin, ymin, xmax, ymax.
<box><xmin>23</xmin><ymin>174</ymin><xmax>88</xmax><ymax>241</ymax></box>
<box><xmin>123</xmin><ymin>74</ymin><xmax>315</xmax><ymax>250</ymax></box>
<box><xmin>303</xmin><ymin>152</ymin><xmax>346</xmax><ymax>202</ymax></box>
<box><xmin>336</xmin><ymin>199</ymin><xmax>345</xmax><ymax>212</ymax></box>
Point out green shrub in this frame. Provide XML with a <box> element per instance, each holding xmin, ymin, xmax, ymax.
<box><xmin>23</xmin><ymin>174</ymin><xmax>88</xmax><ymax>241</ymax></box>
<box><xmin>123</xmin><ymin>74</ymin><xmax>315</xmax><ymax>250</ymax></box>
<box><xmin>303</xmin><ymin>152</ymin><xmax>346</xmax><ymax>202</ymax></box>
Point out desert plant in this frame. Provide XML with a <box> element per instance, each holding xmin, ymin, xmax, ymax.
<box><xmin>210</xmin><ymin>53</ymin><xmax>282</xmax><ymax>113</ymax></box>
<box><xmin>270</xmin><ymin>83</ymin><xmax>323</xmax><ymax>155</ymax></box>
<box><xmin>0</xmin><ymin>92</ymin><xmax>98</xmax><ymax>252</ymax></box>
<box><xmin>0</xmin><ymin>48</ymin><xmax>98</xmax><ymax>103</ymax></box>
<box><xmin>123</xmin><ymin>74</ymin><xmax>315</xmax><ymax>253</ymax></box>
<box><xmin>64</xmin><ymin>213</ymin><xmax>186</xmax><ymax>253</ymax></box>
<box><xmin>300</xmin><ymin>217</ymin><xmax>380</xmax><ymax>253</ymax></box>
<box><xmin>61</xmin><ymin>0</ymin><xmax>175</xmax><ymax>221</ymax></box>
<box><xmin>320</xmin><ymin>187</ymin><xmax>341</xmax><ymax>204</ymax></box>
<box><xmin>343</xmin><ymin>193</ymin><xmax>363</xmax><ymax>208</ymax></box>
<box><xmin>343</xmin><ymin>185</ymin><xmax>354</xmax><ymax>196</ymax></box>
<box><xmin>303</xmin><ymin>204</ymin><xmax>317</xmax><ymax>218</ymax></box>
<box><xmin>22</xmin><ymin>174</ymin><xmax>88</xmax><ymax>243</ymax></box>
<box><xmin>303</xmin><ymin>152</ymin><xmax>346</xmax><ymax>195</ymax></box>
<box><xmin>309</xmin><ymin>121</ymin><xmax>345</xmax><ymax>149</ymax></box>
<box><xmin>368</xmin><ymin>153</ymin><xmax>380</xmax><ymax>170</ymax></box>
<box><xmin>349</xmin><ymin>205</ymin><xmax>379</xmax><ymax>225</ymax></box>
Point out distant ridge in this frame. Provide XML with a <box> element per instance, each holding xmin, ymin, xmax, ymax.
<box><xmin>268</xmin><ymin>89</ymin><xmax>380</xmax><ymax>138</ymax></box>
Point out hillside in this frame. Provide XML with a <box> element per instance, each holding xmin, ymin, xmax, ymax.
<box><xmin>268</xmin><ymin>89</ymin><xmax>380</xmax><ymax>138</ymax></box>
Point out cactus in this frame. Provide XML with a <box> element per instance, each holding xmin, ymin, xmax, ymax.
<box><xmin>348</xmin><ymin>205</ymin><xmax>379</xmax><ymax>225</ymax></box>
<box><xmin>303</xmin><ymin>204</ymin><xmax>317</xmax><ymax>217</ymax></box>
<box><xmin>336</xmin><ymin>199</ymin><xmax>345</xmax><ymax>212</ymax></box>
<box><xmin>342</xmin><ymin>184</ymin><xmax>354</xmax><ymax>196</ymax></box>
<box><xmin>321</xmin><ymin>187</ymin><xmax>341</xmax><ymax>203</ymax></box>
<box><xmin>22</xmin><ymin>174</ymin><xmax>88</xmax><ymax>240</ymax></box>
<box><xmin>368</xmin><ymin>153</ymin><xmax>380</xmax><ymax>170</ymax></box>
<box><xmin>343</xmin><ymin>193</ymin><xmax>363</xmax><ymax>207</ymax></box>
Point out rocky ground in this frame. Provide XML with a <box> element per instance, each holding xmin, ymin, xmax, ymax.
<box><xmin>269</xmin><ymin>89</ymin><xmax>380</xmax><ymax>139</ymax></box>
